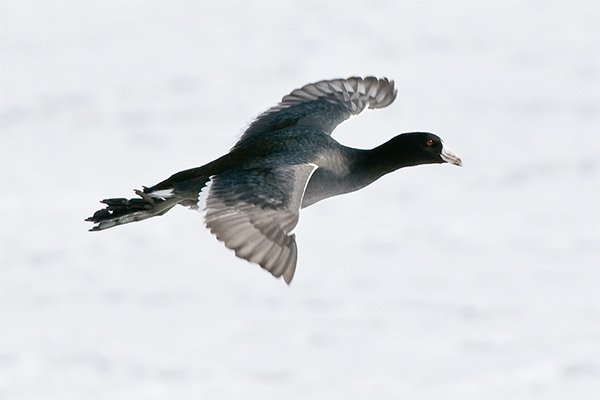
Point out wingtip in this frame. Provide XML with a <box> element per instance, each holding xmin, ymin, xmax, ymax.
<box><xmin>282</xmin><ymin>265</ymin><xmax>295</xmax><ymax>285</ymax></box>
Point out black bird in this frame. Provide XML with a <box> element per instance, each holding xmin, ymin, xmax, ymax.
<box><xmin>87</xmin><ymin>77</ymin><xmax>462</xmax><ymax>284</ymax></box>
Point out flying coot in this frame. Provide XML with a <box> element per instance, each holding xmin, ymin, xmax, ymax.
<box><xmin>87</xmin><ymin>77</ymin><xmax>462</xmax><ymax>284</ymax></box>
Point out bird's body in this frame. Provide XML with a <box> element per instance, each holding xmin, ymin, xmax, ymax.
<box><xmin>87</xmin><ymin>77</ymin><xmax>462</xmax><ymax>283</ymax></box>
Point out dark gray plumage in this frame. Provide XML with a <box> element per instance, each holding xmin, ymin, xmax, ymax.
<box><xmin>87</xmin><ymin>77</ymin><xmax>461</xmax><ymax>284</ymax></box>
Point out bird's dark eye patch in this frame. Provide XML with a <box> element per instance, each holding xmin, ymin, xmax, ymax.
<box><xmin>426</xmin><ymin>139</ymin><xmax>434</xmax><ymax>146</ymax></box>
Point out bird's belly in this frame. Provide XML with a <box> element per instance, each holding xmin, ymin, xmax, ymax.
<box><xmin>301</xmin><ymin>167</ymin><xmax>363</xmax><ymax>208</ymax></box>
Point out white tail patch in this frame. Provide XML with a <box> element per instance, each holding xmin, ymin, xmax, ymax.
<box><xmin>148</xmin><ymin>189</ymin><xmax>175</xmax><ymax>199</ymax></box>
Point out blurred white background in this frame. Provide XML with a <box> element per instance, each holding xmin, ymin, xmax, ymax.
<box><xmin>1</xmin><ymin>1</ymin><xmax>598</xmax><ymax>399</ymax></box>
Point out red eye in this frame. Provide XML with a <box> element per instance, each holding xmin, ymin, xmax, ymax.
<box><xmin>426</xmin><ymin>139</ymin><xmax>434</xmax><ymax>146</ymax></box>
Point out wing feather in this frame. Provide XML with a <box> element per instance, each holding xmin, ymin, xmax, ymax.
<box><xmin>205</xmin><ymin>163</ymin><xmax>317</xmax><ymax>284</ymax></box>
<box><xmin>235</xmin><ymin>77</ymin><xmax>397</xmax><ymax>147</ymax></box>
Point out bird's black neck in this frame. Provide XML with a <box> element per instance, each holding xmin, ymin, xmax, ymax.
<box><xmin>353</xmin><ymin>138</ymin><xmax>422</xmax><ymax>183</ymax></box>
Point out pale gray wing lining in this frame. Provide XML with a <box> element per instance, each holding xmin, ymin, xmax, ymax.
<box><xmin>204</xmin><ymin>163</ymin><xmax>318</xmax><ymax>284</ymax></box>
<box><xmin>280</xmin><ymin>76</ymin><xmax>397</xmax><ymax>114</ymax></box>
<box><xmin>238</xmin><ymin>77</ymin><xmax>398</xmax><ymax>142</ymax></box>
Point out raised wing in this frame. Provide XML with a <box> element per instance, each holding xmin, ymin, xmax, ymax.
<box><xmin>205</xmin><ymin>163</ymin><xmax>318</xmax><ymax>284</ymax></box>
<box><xmin>234</xmin><ymin>77</ymin><xmax>397</xmax><ymax>148</ymax></box>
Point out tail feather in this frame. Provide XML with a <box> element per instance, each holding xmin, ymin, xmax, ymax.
<box><xmin>86</xmin><ymin>169</ymin><xmax>212</xmax><ymax>231</ymax></box>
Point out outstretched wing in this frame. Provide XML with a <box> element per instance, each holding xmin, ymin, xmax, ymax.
<box><xmin>234</xmin><ymin>77</ymin><xmax>397</xmax><ymax>148</ymax></box>
<box><xmin>205</xmin><ymin>163</ymin><xmax>318</xmax><ymax>284</ymax></box>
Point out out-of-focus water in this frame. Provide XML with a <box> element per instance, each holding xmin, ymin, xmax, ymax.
<box><xmin>1</xmin><ymin>1</ymin><xmax>598</xmax><ymax>399</ymax></box>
